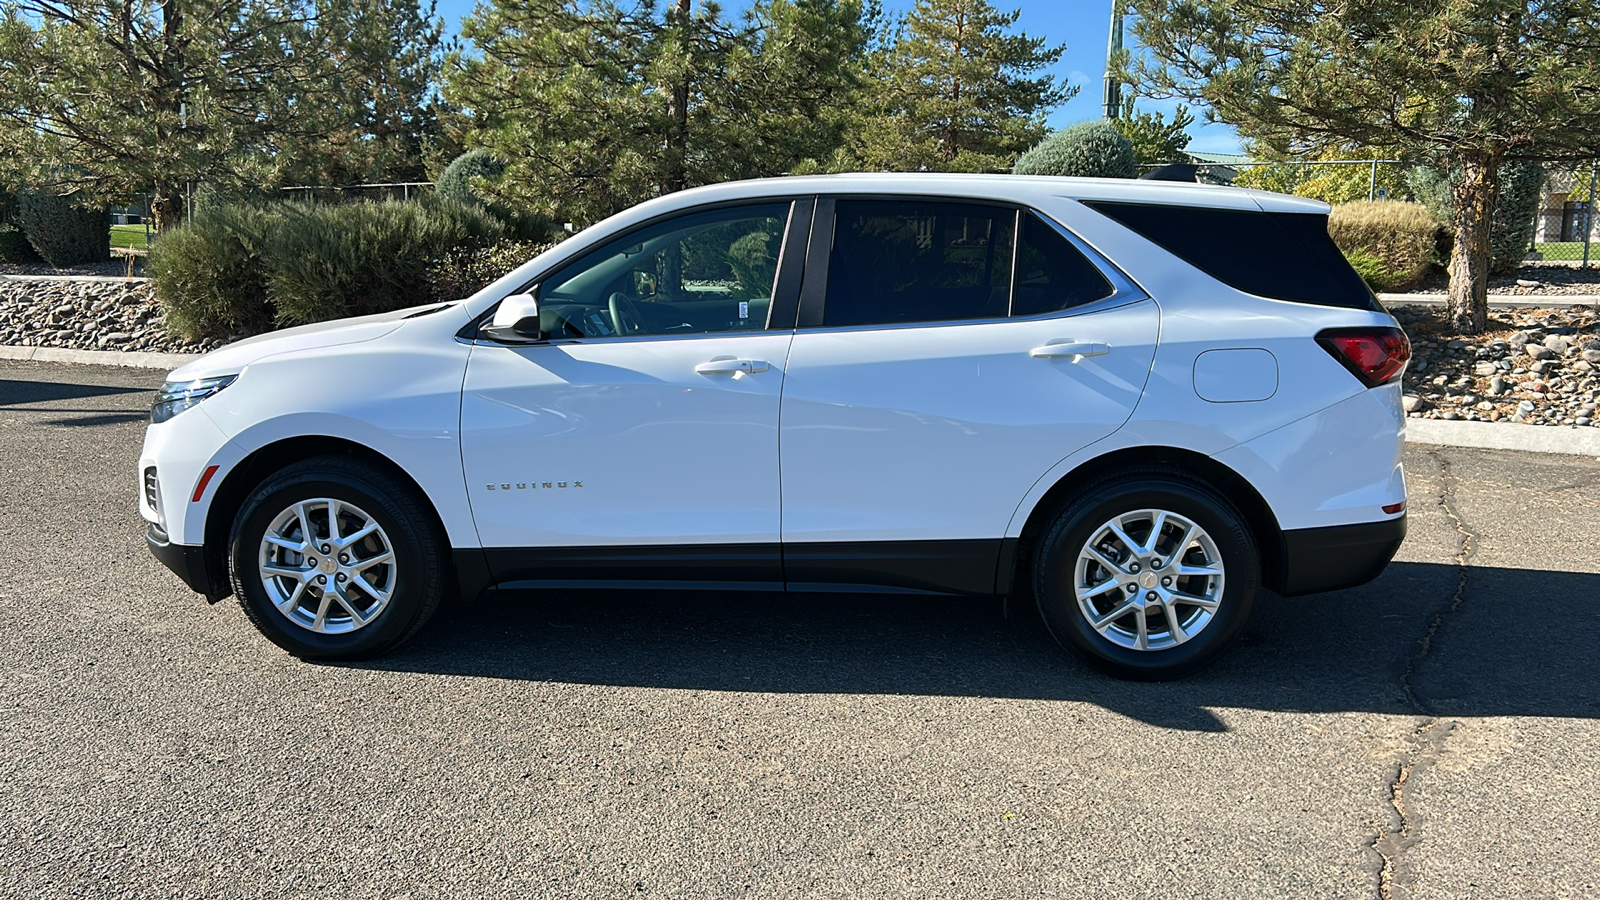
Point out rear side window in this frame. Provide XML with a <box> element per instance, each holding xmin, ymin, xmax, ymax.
<box><xmin>1083</xmin><ymin>201</ymin><xmax>1375</xmax><ymax>309</ymax></box>
<box><xmin>1013</xmin><ymin>213</ymin><xmax>1116</xmax><ymax>316</ymax></box>
<box><xmin>824</xmin><ymin>200</ymin><xmax>1014</xmax><ymax>327</ymax></box>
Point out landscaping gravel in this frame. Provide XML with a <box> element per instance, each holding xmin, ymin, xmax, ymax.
<box><xmin>1396</xmin><ymin>262</ymin><xmax>1600</xmax><ymax>296</ymax></box>
<box><xmin>1394</xmin><ymin>303</ymin><xmax>1600</xmax><ymax>427</ymax></box>
<box><xmin>0</xmin><ymin>278</ymin><xmax>220</xmax><ymax>355</ymax></box>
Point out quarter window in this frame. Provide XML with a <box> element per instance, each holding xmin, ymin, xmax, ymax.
<box><xmin>538</xmin><ymin>202</ymin><xmax>791</xmax><ymax>338</ymax></box>
<box><xmin>1012</xmin><ymin>213</ymin><xmax>1116</xmax><ymax>316</ymax></box>
<box><xmin>823</xmin><ymin>200</ymin><xmax>1015</xmax><ymax>327</ymax></box>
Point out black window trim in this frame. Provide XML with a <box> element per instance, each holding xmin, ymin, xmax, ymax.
<box><xmin>793</xmin><ymin>193</ymin><xmax>1148</xmax><ymax>333</ymax></box>
<box><xmin>459</xmin><ymin>196</ymin><xmax>814</xmax><ymax>344</ymax></box>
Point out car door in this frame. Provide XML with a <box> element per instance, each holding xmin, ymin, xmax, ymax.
<box><xmin>461</xmin><ymin>199</ymin><xmax>809</xmax><ymax>586</ymax></box>
<box><xmin>778</xmin><ymin>197</ymin><xmax>1159</xmax><ymax>594</ymax></box>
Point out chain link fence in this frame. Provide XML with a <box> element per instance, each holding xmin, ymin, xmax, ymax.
<box><xmin>279</xmin><ymin>182</ymin><xmax>434</xmax><ymax>204</ymax></box>
<box><xmin>1532</xmin><ymin>164</ymin><xmax>1597</xmax><ymax>264</ymax></box>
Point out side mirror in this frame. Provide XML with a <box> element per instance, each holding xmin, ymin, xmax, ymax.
<box><xmin>482</xmin><ymin>292</ymin><xmax>543</xmax><ymax>343</ymax></box>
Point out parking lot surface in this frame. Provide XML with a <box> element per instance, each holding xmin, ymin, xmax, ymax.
<box><xmin>2</xmin><ymin>359</ymin><xmax>1596</xmax><ymax>899</ymax></box>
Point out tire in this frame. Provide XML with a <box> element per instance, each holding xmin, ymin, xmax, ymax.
<box><xmin>1033</xmin><ymin>468</ymin><xmax>1259</xmax><ymax>680</ymax></box>
<box><xmin>229</xmin><ymin>456</ymin><xmax>447</xmax><ymax>659</ymax></box>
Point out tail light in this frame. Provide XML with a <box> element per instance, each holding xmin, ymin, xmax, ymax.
<box><xmin>1316</xmin><ymin>327</ymin><xmax>1410</xmax><ymax>387</ymax></box>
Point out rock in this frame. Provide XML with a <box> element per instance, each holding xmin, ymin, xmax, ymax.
<box><xmin>1508</xmin><ymin>331</ymin><xmax>1532</xmax><ymax>348</ymax></box>
<box><xmin>1544</xmin><ymin>336</ymin><xmax>1570</xmax><ymax>354</ymax></box>
<box><xmin>1517</xmin><ymin>400</ymin><xmax>1537</xmax><ymax>413</ymax></box>
<box><xmin>1490</xmin><ymin>376</ymin><xmax>1507</xmax><ymax>395</ymax></box>
<box><xmin>1517</xmin><ymin>279</ymin><xmax>1541</xmax><ymax>287</ymax></box>
<box><xmin>1447</xmin><ymin>339</ymin><xmax>1468</xmax><ymax>349</ymax></box>
<box><xmin>1441</xmin><ymin>410</ymin><xmax>1462</xmax><ymax>420</ymax></box>
<box><xmin>1475</xmin><ymin>401</ymin><xmax>1495</xmax><ymax>411</ymax></box>
<box><xmin>1473</xmin><ymin>361</ymin><xmax>1498</xmax><ymax>376</ymax></box>
<box><xmin>1579</xmin><ymin>417</ymin><xmax>1593</xmax><ymax>426</ymax></box>
<box><xmin>1525</xmin><ymin>344</ymin><xmax>1555</xmax><ymax>360</ymax></box>
<box><xmin>1582</xmin><ymin>349</ymin><xmax>1600</xmax><ymax>364</ymax></box>
<box><xmin>1402</xmin><ymin>394</ymin><xmax>1430</xmax><ymax>413</ymax></box>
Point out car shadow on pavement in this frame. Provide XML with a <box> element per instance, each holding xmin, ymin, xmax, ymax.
<box><xmin>0</xmin><ymin>378</ymin><xmax>149</xmax><ymax>406</ymax></box>
<box><xmin>347</xmin><ymin>560</ymin><xmax>1600</xmax><ymax>731</ymax></box>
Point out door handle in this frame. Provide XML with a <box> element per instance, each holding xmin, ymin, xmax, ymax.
<box><xmin>694</xmin><ymin>357</ymin><xmax>770</xmax><ymax>374</ymax></box>
<box><xmin>1029</xmin><ymin>340</ymin><xmax>1110</xmax><ymax>360</ymax></box>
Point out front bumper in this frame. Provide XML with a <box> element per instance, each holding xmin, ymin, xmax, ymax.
<box><xmin>1273</xmin><ymin>515</ymin><xmax>1406</xmax><ymax>596</ymax></box>
<box><xmin>147</xmin><ymin>524</ymin><xmax>227</xmax><ymax>602</ymax></box>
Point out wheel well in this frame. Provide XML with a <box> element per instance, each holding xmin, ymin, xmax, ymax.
<box><xmin>200</xmin><ymin>436</ymin><xmax>449</xmax><ymax>599</ymax></box>
<box><xmin>1010</xmin><ymin>446</ymin><xmax>1286</xmax><ymax>598</ymax></box>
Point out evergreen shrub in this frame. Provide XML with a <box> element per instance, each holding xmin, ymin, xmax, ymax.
<box><xmin>1013</xmin><ymin>121</ymin><xmax>1137</xmax><ymax>179</ymax></box>
<box><xmin>18</xmin><ymin>186</ymin><xmax>109</xmax><ymax>267</ymax></box>
<box><xmin>0</xmin><ymin>224</ymin><xmax>42</xmax><ymax>263</ymax></box>
<box><xmin>1327</xmin><ymin>200</ymin><xmax>1438</xmax><ymax>291</ymax></box>
<box><xmin>149</xmin><ymin>204</ymin><xmax>281</xmax><ymax>341</ymax></box>
<box><xmin>152</xmin><ymin>198</ymin><xmax>507</xmax><ymax>339</ymax></box>
<box><xmin>1405</xmin><ymin>161</ymin><xmax>1545</xmax><ymax>272</ymax></box>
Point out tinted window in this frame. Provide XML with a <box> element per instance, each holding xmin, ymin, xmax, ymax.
<box><xmin>1084</xmin><ymin>201</ymin><xmax>1375</xmax><ymax>309</ymax></box>
<box><xmin>824</xmin><ymin>200</ymin><xmax>1014</xmax><ymax>327</ymax></box>
<box><xmin>1013</xmin><ymin>213</ymin><xmax>1116</xmax><ymax>316</ymax></box>
<box><xmin>540</xmin><ymin>202</ymin><xmax>790</xmax><ymax>338</ymax></box>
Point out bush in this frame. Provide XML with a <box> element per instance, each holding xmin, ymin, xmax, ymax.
<box><xmin>266</xmin><ymin>198</ymin><xmax>505</xmax><ymax>325</ymax></box>
<box><xmin>149</xmin><ymin>204</ymin><xmax>281</xmax><ymax>341</ymax></box>
<box><xmin>1405</xmin><ymin>161</ymin><xmax>1545</xmax><ymax>273</ymax></box>
<box><xmin>1013</xmin><ymin>121</ymin><xmax>1137</xmax><ymax>179</ymax></box>
<box><xmin>436</xmin><ymin>149</ymin><xmax>505</xmax><ymax>207</ymax></box>
<box><xmin>152</xmin><ymin>198</ymin><xmax>510</xmax><ymax>339</ymax></box>
<box><xmin>0</xmin><ymin>224</ymin><xmax>42</xmax><ymax>263</ymax></box>
<box><xmin>18</xmin><ymin>186</ymin><xmax>109</xmax><ymax>267</ymax></box>
<box><xmin>427</xmin><ymin>238</ymin><xmax>560</xmax><ymax>302</ymax></box>
<box><xmin>1327</xmin><ymin>200</ymin><xmax>1438</xmax><ymax>291</ymax></box>
<box><xmin>436</xmin><ymin>148</ymin><xmax>553</xmax><ymax>242</ymax></box>
<box><xmin>1341</xmin><ymin>247</ymin><xmax>1395</xmax><ymax>292</ymax></box>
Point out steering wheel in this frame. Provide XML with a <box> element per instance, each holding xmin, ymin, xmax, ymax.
<box><xmin>608</xmin><ymin>292</ymin><xmax>647</xmax><ymax>336</ymax></box>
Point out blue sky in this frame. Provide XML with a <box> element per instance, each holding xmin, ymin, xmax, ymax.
<box><xmin>431</xmin><ymin>0</ymin><xmax>1244</xmax><ymax>155</ymax></box>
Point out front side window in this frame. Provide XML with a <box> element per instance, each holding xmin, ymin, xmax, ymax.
<box><xmin>539</xmin><ymin>202</ymin><xmax>791</xmax><ymax>338</ymax></box>
<box><xmin>823</xmin><ymin>200</ymin><xmax>1015</xmax><ymax>327</ymax></box>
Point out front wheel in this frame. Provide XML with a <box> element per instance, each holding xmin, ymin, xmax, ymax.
<box><xmin>1033</xmin><ymin>469</ymin><xmax>1259</xmax><ymax>680</ymax></box>
<box><xmin>229</xmin><ymin>456</ymin><xmax>447</xmax><ymax>659</ymax></box>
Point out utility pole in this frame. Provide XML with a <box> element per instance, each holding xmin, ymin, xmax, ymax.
<box><xmin>1103</xmin><ymin>4</ymin><xmax>1124</xmax><ymax>120</ymax></box>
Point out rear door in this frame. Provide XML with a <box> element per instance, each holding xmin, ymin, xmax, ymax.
<box><xmin>777</xmin><ymin>198</ymin><xmax>1159</xmax><ymax>593</ymax></box>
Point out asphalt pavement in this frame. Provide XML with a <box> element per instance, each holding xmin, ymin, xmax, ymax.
<box><xmin>1</xmin><ymin>358</ymin><xmax>1596</xmax><ymax>899</ymax></box>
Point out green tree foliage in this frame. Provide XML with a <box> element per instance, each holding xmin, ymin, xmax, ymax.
<box><xmin>18</xmin><ymin>186</ymin><xmax>108</xmax><ymax>266</ymax></box>
<box><xmin>847</xmin><ymin>0</ymin><xmax>1073</xmax><ymax>172</ymax></box>
<box><xmin>1125</xmin><ymin>0</ymin><xmax>1600</xmax><ymax>333</ymax></box>
<box><xmin>1013</xmin><ymin>120</ymin><xmax>1136</xmax><ymax>178</ymax></box>
<box><xmin>1235</xmin><ymin>146</ymin><xmax>1410</xmax><ymax>204</ymax></box>
<box><xmin>1113</xmin><ymin>98</ymin><xmax>1193</xmax><ymax>165</ymax></box>
<box><xmin>0</xmin><ymin>0</ymin><xmax>449</xmax><ymax>232</ymax></box>
<box><xmin>1407</xmin><ymin>162</ymin><xmax>1544</xmax><ymax>274</ymax></box>
<box><xmin>446</xmin><ymin>0</ymin><xmax>870</xmax><ymax>226</ymax></box>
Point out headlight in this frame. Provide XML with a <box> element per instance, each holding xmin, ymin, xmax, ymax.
<box><xmin>151</xmin><ymin>375</ymin><xmax>237</xmax><ymax>424</ymax></box>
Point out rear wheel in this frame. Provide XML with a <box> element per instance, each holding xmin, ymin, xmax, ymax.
<box><xmin>229</xmin><ymin>456</ymin><xmax>446</xmax><ymax>659</ymax></box>
<box><xmin>1033</xmin><ymin>469</ymin><xmax>1259</xmax><ymax>680</ymax></box>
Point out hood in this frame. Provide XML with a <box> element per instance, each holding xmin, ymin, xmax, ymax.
<box><xmin>165</xmin><ymin>302</ymin><xmax>457</xmax><ymax>381</ymax></box>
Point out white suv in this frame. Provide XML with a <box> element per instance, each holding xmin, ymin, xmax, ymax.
<box><xmin>140</xmin><ymin>174</ymin><xmax>1410</xmax><ymax>679</ymax></box>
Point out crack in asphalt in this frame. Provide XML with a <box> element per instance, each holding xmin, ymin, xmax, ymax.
<box><xmin>1372</xmin><ymin>448</ymin><xmax>1476</xmax><ymax>900</ymax></box>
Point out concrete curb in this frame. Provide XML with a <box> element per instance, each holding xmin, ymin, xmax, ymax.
<box><xmin>1406</xmin><ymin>417</ymin><xmax>1600</xmax><ymax>457</ymax></box>
<box><xmin>1</xmin><ymin>273</ymin><xmax>149</xmax><ymax>284</ymax></box>
<box><xmin>0</xmin><ymin>345</ymin><xmax>195</xmax><ymax>369</ymax></box>
<box><xmin>1382</xmin><ymin>292</ymin><xmax>1599</xmax><ymax>307</ymax></box>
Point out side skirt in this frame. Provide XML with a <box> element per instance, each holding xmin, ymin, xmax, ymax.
<box><xmin>461</xmin><ymin>540</ymin><xmax>1009</xmax><ymax>598</ymax></box>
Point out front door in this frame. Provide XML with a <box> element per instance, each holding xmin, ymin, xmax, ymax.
<box><xmin>461</xmin><ymin>200</ymin><xmax>803</xmax><ymax>584</ymax></box>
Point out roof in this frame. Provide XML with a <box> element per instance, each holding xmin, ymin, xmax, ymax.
<box><xmin>637</xmin><ymin>172</ymin><xmax>1328</xmax><ymax>217</ymax></box>
<box><xmin>1183</xmin><ymin>151</ymin><xmax>1255</xmax><ymax>166</ymax></box>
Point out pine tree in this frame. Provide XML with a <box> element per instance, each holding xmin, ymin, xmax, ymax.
<box><xmin>849</xmin><ymin>0</ymin><xmax>1073</xmax><ymax>172</ymax></box>
<box><xmin>1127</xmin><ymin>0</ymin><xmax>1600</xmax><ymax>333</ymax></box>
<box><xmin>446</xmin><ymin>0</ymin><xmax>870</xmax><ymax>226</ymax></box>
